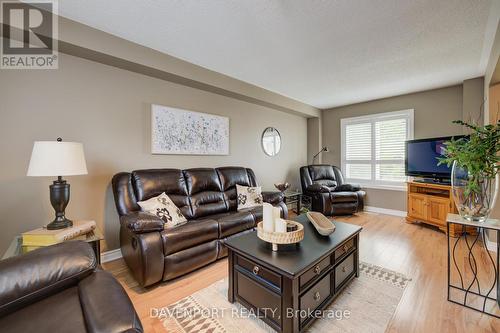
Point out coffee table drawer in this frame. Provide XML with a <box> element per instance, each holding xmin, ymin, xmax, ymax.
<box><xmin>299</xmin><ymin>256</ymin><xmax>331</xmax><ymax>289</ymax></box>
<box><xmin>299</xmin><ymin>272</ymin><xmax>332</xmax><ymax>316</ymax></box>
<box><xmin>335</xmin><ymin>252</ymin><xmax>355</xmax><ymax>289</ymax></box>
<box><xmin>236</xmin><ymin>271</ymin><xmax>282</xmax><ymax>324</ymax></box>
<box><xmin>334</xmin><ymin>237</ymin><xmax>355</xmax><ymax>261</ymax></box>
<box><xmin>237</xmin><ymin>255</ymin><xmax>281</xmax><ymax>289</ymax></box>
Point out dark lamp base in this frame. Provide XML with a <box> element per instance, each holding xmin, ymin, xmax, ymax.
<box><xmin>48</xmin><ymin>176</ymin><xmax>72</xmax><ymax>230</ymax></box>
<box><xmin>46</xmin><ymin>218</ymin><xmax>73</xmax><ymax>230</ymax></box>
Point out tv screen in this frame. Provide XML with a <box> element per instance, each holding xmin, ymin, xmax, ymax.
<box><xmin>405</xmin><ymin>136</ymin><xmax>463</xmax><ymax>179</ymax></box>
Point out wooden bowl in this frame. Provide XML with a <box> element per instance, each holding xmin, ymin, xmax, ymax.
<box><xmin>257</xmin><ymin>221</ymin><xmax>304</xmax><ymax>251</ymax></box>
<box><xmin>306</xmin><ymin>211</ymin><xmax>336</xmax><ymax>236</ymax></box>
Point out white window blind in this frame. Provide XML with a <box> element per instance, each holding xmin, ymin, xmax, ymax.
<box><xmin>341</xmin><ymin>109</ymin><xmax>414</xmax><ymax>189</ymax></box>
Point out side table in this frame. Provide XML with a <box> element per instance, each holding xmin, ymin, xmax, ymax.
<box><xmin>283</xmin><ymin>191</ymin><xmax>301</xmax><ymax>214</ymax></box>
<box><xmin>446</xmin><ymin>213</ymin><xmax>499</xmax><ymax>318</ymax></box>
<box><xmin>2</xmin><ymin>227</ymin><xmax>104</xmax><ymax>264</ymax></box>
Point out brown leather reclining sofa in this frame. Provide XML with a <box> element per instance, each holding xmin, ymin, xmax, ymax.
<box><xmin>112</xmin><ymin>167</ymin><xmax>287</xmax><ymax>287</ymax></box>
<box><xmin>0</xmin><ymin>241</ymin><xmax>142</xmax><ymax>333</ymax></box>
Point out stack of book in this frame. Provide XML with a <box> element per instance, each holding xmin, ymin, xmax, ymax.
<box><xmin>21</xmin><ymin>220</ymin><xmax>97</xmax><ymax>253</ymax></box>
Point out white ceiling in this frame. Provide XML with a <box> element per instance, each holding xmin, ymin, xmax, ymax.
<box><xmin>58</xmin><ymin>0</ymin><xmax>499</xmax><ymax>109</ymax></box>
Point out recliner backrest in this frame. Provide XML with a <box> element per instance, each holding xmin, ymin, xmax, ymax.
<box><xmin>184</xmin><ymin>168</ymin><xmax>226</xmax><ymax>219</ymax></box>
<box><xmin>217</xmin><ymin>167</ymin><xmax>257</xmax><ymax>211</ymax></box>
<box><xmin>132</xmin><ymin>169</ymin><xmax>193</xmax><ymax>219</ymax></box>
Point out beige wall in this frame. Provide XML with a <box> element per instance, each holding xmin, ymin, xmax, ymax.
<box><xmin>307</xmin><ymin>117</ymin><xmax>322</xmax><ymax>164</ymax></box>
<box><xmin>321</xmin><ymin>85</ymin><xmax>464</xmax><ymax>211</ymax></box>
<box><xmin>0</xmin><ymin>53</ymin><xmax>307</xmax><ymax>254</ymax></box>
<box><xmin>484</xmin><ymin>21</ymin><xmax>500</xmax><ymax>221</ymax></box>
<box><xmin>462</xmin><ymin>77</ymin><xmax>484</xmax><ymax>127</ymax></box>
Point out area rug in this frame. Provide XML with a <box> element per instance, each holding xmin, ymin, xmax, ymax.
<box><xmin>156</xmin><ymin>262</ymin><xmax>411</xmax><ymax>333</ymax></box>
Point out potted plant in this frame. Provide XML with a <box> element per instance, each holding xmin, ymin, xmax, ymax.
<box><xmin>438</xmin><ymin>120</ymin><xmax>500</xmax><ymax>221</ymax></box>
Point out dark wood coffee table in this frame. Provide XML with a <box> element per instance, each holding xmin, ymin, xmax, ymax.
<box><xmin>225</xmin><ymin>214</ymin><xmax>362</xmax><ymax>333</ymax></box>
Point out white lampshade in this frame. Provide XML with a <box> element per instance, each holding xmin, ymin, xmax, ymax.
<box><xmin>27</xmin><ymin>141</ymin><xmax>88</xmax><ymax>177</ymax></box>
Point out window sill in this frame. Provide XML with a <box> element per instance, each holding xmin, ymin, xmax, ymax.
<box><xmin>356</xmin><ymin>184</ymin><xmax>407</xmax><ymax>192</ymax></box>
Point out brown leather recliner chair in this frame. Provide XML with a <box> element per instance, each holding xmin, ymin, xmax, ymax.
<box><xmin>0</xmin><ymin>241</ymin><xmax>142</xmax><ymax>333</ymax></box>
<box><xmin>300</xmin><ymin>165</ymin><xmax>366</xmax><ymax>216</ymax></box>
<box><xmin>112</xmin><ymin>167</ymin><xmax>288</xmax><ymax>287</ymax></box>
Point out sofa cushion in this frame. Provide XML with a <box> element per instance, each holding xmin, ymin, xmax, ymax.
<box><xmin>0</xmin><ymin>287</ymin><xmax>87</xmax><ymax>333</ymax></box>
<box><xmin>217</xmin><ymin>167</ymin><xmax>252</xmax><ymax>190</ymax></box>
<box><xmin>132</xmin><ymin>169</ymin><xmax>188</xmax><ymax>199</ymax></box>
<box><xmin>236</xmin><ymin>185</ymin><xmax>263</xmax><ymax>210</ymax></box>
<box><xmin>239</xmin><ymin>206</ymin><xmax>263</xmax><ymax>223</ymax></box>
<box><xmin>308</xmin><ymin>165</ymin><xmax>336</xmax><ymax>181</ymax></box>
<box><xmin>210</xmin><ymin>211</ymin><xmax>255</xmax><ymax>238</ymax></box>
<box><xmin>184</xmin><ymin>169</ymin><xmax>227</xmax><ymax>218</ymax></box>
<box><xmin>161</xmin><ymin>218</ymin><xmax>219</xmax><ymax>255</ymax></box>
<box><xmin>137</xmin><ymin>192</ymin><xmax>187</xmax><ymax>229</ymax></box>
<box><xmin>330</xmin><ymin>192</ymin><xmax>358</xmax><ymax>203</ymax></box>
<box><xmin>314</xmin><ymin>179</ymin><xmax>337</xmax><ymax>188</ymax></box>
<box><xmin>132</xmin><ymin>169</ymin><xmax>192</xmax><ymax>219</ymax></box>
<box><xmin>217</xmin><ymin>167</ymin><xmax>255</xmax><ymax>210</ymax></box>
<box><xmin>185</xmin><ymin>168</ymin><xmax>223</xmax><ymax>194</ymax></box>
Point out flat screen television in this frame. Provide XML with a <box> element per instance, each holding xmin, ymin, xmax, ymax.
<box><xmin>405</xmin><ymin>136</ymin><xmax>464</xmax><ymax>181</ymax></box>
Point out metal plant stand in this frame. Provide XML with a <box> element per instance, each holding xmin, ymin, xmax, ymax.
<box><xmin>447</xmin><ymin>213</ymin><xmax>500</xmax><ymax>318</ymax></box>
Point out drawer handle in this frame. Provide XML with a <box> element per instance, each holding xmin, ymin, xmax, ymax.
<box><xmin>314</xmin><ymin>265</ymin><xmax>321</xmax><ymax>275</ymax></box>
<box><xmin>253</xmin><ymin>266</ymin><xmax>260</xmax><ymax>275</ymax></box>
<box><xmin>342</xmin><ymin>266</ymin><xmax>346</xmax><ymax>273</ymax></box>
<box><xmin>343</xmin><ymin>244</ymin><xmax>349</xmax><ymax>252</ymax></box>
<box><xmin>314</xmin><ymin>292</ymin><xmax>321</xmax><ymax>301</ymax></box>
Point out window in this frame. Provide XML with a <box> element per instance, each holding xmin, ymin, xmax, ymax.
<box><xmin>341</xmin><ymin>109</ymin><xmax>414</xmax><ymax>189</ymax></box>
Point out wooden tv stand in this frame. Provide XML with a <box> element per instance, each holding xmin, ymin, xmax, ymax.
<box><xmin>406</xmin><ymin>181</ymin><xmax>469</xmax><ymax>237</ymax></box>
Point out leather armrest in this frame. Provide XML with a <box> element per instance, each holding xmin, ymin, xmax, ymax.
<box><xmin>78</xmin><ymin>270</ymin><xmax>143</xmax><ymax>333</ymax></box>
<box><xmin>306</xmin><ymin>184</ymin><xmax>331</xmax><ymax>193</ymax></box>
<box><xmin>120</xmin><ymin>212</ymin><xmax>164</xmax><ymax>233</ymax></box>
<box><xmin>262</xmin><ymin>191</ymin><xmax>284</xmax><ymax>205</ymax></box>
<box><xmin>333</xmin><ymin>183</ymin><xmax>361</xmax><ymax>192</ymax></box>
<box><xmin>0</xmin><ymin>241</ymin><xmax>96</xmax><ymax>316</ymax></box>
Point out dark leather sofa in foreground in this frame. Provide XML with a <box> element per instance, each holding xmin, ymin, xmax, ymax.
<box><xmin>112</xmin><ymin>167</ymin><xmax>287</xmax><ymax>287</ymax></box>
<box><xmin>300</xmin><ymin>164</ymin><xmax>366</xmax><ymax>215</ymax></box>
<box><xmin>0</xmin><ymin>241</ymin><xmax>142</xmax><ymax>333</ymax></box>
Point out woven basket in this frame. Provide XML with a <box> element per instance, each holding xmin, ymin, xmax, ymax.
<box><xmin>256</xmin><ymin>221</ymin><xmax>304</xmax><ymax>246</ymax></box>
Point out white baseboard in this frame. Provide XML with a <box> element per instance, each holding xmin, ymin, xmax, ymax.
<box><xmin>364</xmin><ymin>206</ymin><xmax>407</xmax><ymax>217</ymax></box>
<box><xmin>101</xmin><ymin>248</ymin><xmax>123</xmax><ymax>263</ymax></box>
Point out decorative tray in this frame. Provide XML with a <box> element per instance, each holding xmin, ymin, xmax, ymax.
<box><xmin>256</xmin><ymin>221</ymin><xmax>304</xmax><ymax>251</ymax></box>
<box><xmin>306</xmin><ymin>211</ymin><xmax>336</xmax><ymax>236</ymax></box>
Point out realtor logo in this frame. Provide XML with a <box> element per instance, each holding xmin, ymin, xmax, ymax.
<box><xmin>1</xmin><ymin>0</ymin><xmax>58</xmax><ymax>69</ymax></box>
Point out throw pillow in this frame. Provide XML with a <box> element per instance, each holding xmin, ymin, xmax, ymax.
<box><xmin>137</xmin><ymin>192</ymin><xmax>187</xmax><ymax>229</ymax></box>
<box><xmin>236</xmin><ymin>184</ymin><xmax>263</xmax><ymax>210</ymax></box>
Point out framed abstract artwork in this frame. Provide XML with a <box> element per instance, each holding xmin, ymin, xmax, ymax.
<box><xmin>151</xmin><ymin>104</ymin><xmax>229</xmax><ymax>155</ymax></box>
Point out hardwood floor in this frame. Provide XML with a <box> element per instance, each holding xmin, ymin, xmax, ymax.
<box><xmin>103</xmin><ymin>212</ymin><xmax>500</xmax><ymax>332</ymax></box>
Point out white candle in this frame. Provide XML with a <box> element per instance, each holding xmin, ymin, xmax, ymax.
<box><xmin>272</xmin><ymin>206</ymin><xmax>281</xmax><ymax>221</ymax></box>
<box><xmin>275</xmin><ymin>218</ymin><xmax>287</xmax><ymax>233</ymax></box>
<box><xmin>263</xmin><ymin>203</ymin><xmax>274</xmax><ymax>232</ymax></box>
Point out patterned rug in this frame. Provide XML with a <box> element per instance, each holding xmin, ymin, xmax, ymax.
<box><xmin>157</xmin><ymin>262</ymin><xmax>411</xmax><ymax>333</ymax></box>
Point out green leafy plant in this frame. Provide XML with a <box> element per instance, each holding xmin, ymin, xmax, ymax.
<box><xmin>437</xmin><ymin>120</ymin><xmax>500</xmax><ymax>198</ymax></box>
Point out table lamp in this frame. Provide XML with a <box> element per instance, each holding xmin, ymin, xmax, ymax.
<box><xmin>27</xmin><ymin>138</ymin><xmax>88</xmax><ymax>230</ymax></box>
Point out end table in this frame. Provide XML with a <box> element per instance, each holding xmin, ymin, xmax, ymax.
<box><xmin>283</xmin><ymin>191</ymin><xmax>302</xmax><ymax>214</ymax></box>
<box><xmin>2</xmin><ymin>226</ymin><xmax>104</xmax><ymax>264</ymax></box>
<box><xmin>446</xmin><ymin>213</ymin><xmax>500</xmax><ymax>317</ymax></box>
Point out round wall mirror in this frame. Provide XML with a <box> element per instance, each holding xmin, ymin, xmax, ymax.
<box><xmin>261</xmin><ymin>127</ymin><xmax>281</xmax><ymax>156</ymax></box>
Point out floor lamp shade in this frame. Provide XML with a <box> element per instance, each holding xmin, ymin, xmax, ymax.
<box><xmin>27</xmin><ymin>140</ymin><xmax>88</xmax><ymax>230</ymax></box>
